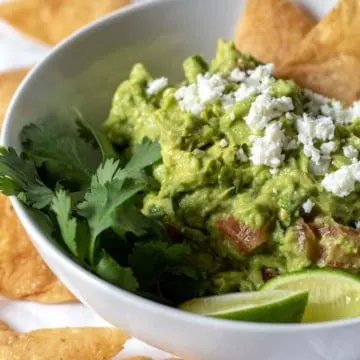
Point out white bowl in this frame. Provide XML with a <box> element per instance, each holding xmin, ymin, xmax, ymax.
<box><xmin>3</xmin><ymin>0</ymin><xmax>358</xmax><ymax>359</ymax></box>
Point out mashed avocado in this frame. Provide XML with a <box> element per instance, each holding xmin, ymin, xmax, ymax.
<box><xmin>104</xmin><ymin>40</ymin><xmax>360</xmax><ymax>293</ymax></box>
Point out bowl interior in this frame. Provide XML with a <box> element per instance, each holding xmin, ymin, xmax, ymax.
<box><xmin>1</xmin><ymin>0</ymin><xmax>338</xmax><ymax>313</ymax></box>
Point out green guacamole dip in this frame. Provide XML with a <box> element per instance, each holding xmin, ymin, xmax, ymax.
<box><xmin>103</xmin><ymin>40</ymin><xmax>360</xmax><ymax>294</ymax></box>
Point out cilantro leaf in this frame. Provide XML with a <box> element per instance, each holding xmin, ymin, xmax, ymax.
<box><xmin>113</xmin><ymin>202</ymin><xmax>163</xmax><ymax>238</ymax></box>
<box><xmin>51</xmin><ymin>190</ymin><xmax>90</xmax><ymax>262</ymax></box>
<box><xmin>116</xmin><ymin>138</ymin><xmax>161</xmax><ymax>186</ymax></box>
<box><xmin>91</xmin><ymin>158</ymin><xmax>120</xmax><ymax>187</ymax></box>
<box><xmin>0</xmin><ymin>147</ymin><xmax>53</xmax><ymax>208</ymax></box>
<box><xmin>89</xmin><ymin>139</ymin><xmax>161</xmax><ymax>189</ymax></box>
<box><xmin>51</xmin><ymin>190</ymin><xmax>78</xmax><ymax>256</ymax></box>
<box><xmin>75</xmin><ymin>110</ymin><xmax>117</xmax><ymax>160</ymax></box>
<box><xmin>21</xmin><ymin>123</ymin><xmax>94</xmax><ymax>189</ymax></box>
<box><xmin>125</xmin><ymin>138</ymin><xmax>161</xmax><ymax>174</ymax></box>
<box><xmin>95</xmin><ymin>250</ymin><xmax>138</xmax><ymax>292</ymax></box>
<box><xmin>77</xmin><ymin>178</ymin><xmax>143</xmax><ymax>264</ymax></box>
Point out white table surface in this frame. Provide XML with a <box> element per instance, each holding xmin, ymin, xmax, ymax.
<box><xmin>0</xmin><ymin>0</ymin><xmax>172</xmax><ymax>358</ymax></box>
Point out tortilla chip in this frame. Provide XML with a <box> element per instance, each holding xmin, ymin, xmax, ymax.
<box><xmin>0</xmin><ymin>321</ymin><xmax>11</xmax><ymax>332</ymax></box>
<box><xmin>0</xmin><ymin>69</ymin><xmax>28</xmax><ymax>128</ymax></box>
<box><xmin>277</xmin><ymin>0</ymin><xmax>360</xmax><ymax>103</ymax></box>
<box><xmin>123</xmin><ymin>358</ymin><xmax>179</xmax><ymax>360</ymax></box>
<box><xmin>0</xmin><ymin>320</ymin><xmax>129</xmax><ymax>360</ymax></box>
<box><xmin>0</xmin><ymin>0</ymin><xmax>131</xmax><ymax>45</ymax></box>
<box><xmin>0</xmin><ymin>195</ymin><xmax>76</xmax><ymax>302</ymax></box>
<box><xmin>235</xmin><ymin>0</ymin><xmax>316</xmax><ymax>66</ymax></box>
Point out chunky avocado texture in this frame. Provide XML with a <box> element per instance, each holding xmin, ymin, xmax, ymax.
<box><xmin>104</xmin><ymin>40</ymin><xmax>360</xmax><ymax>293</ymax></box>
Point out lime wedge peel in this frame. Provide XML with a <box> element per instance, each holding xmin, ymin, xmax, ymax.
<box><xmin>262</xmin><ymin>269</ymin><xmax>360</xmax><ymax>323</ymax></box>
<box><xmin>179</xmin><ymin>290</ymin><xmax>308</xmax><ymax>323</ymax></box>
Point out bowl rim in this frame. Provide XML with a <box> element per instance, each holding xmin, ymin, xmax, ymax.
<box><xmin>2</xmin><ymin>0</ymin><xmax>360</xmax><ymax>332</ymax></box>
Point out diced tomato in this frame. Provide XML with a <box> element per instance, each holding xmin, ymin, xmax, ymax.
<box><xmin>310</xmin><ymin>218</ymin><xmax>360</xmax><ymax>270</ymax></box>
<box><xmin>216</xmin><ymin>216</ymin><xmax>269</xmax><ymax>254</ymax></box>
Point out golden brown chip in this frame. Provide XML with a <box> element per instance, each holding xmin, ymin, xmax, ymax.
<box><xmin>0</xmin><ymin>320</ymin><xmax>129</xmax><ymax>360</ymax></box>
<box><xmin>0</xmin><ymin>0</ymin><xmax>131</xmax><ymax>45</ymax></box>
<box><xmin>235</xmin><ymin>0</ymin><xmax>316</xmax><ymax>66</ymax></box>
<box><xmin>0</xmin><ymin>195</ymin><xmax>76</xmax><ymax>302</ymax></box>
<box><xmin>123</xmin><ymin>358</ymin><xmax>180</xmax><ymax>360</ymax></box>
<box><xmin>0</xmin><ymin>321</ymin><xmax>11</xmax><ymax>332</ymax></box>
<box><xmin>277</xmin><ymin>0</ymin><xmax>360</xmax><ymax>103</ymax></box>
<box><xmin>0</xmin><ymin>69</ymin><xmax>28</xmax><ymax>128</ymax></box>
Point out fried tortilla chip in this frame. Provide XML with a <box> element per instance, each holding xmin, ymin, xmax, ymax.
<box><xmin>0</xmin><ymin>321</ymin><xmax>11</xmax><ymax>332</ymax></box>
<box><xmin>235</xmin><ymin>0</ymin><xmax>316</xmax><ymax>66</ymax></box>
<box><xmin>0</xmin><ymin>195</ymin><xmax>76</xmax><ymax>302</ymax></box>
<box><xmin>277</xmin><ymin>0</ymin><xmax>360</xmax><ymax>104</ymax></box>
<box><xmin>123</xmin><ymin>357</ymin><xmax>152</xmax><ymax>360</ymax></box>
<box><xmin>0</xmin><ymin>70</ymin><xmax>75</xmax><ymax>303</ymax></box>
<box><xmin>0</xmin><ymin>0</ymin><xmax>131</xmax><ymax>45</ymax></box>
<box><xmin>0</xmin><ymin>69</ymin><xmax>28</xmax><ymax>128</ymax></box>
<box><xmin>0</xmin><ymin>320</ymin><xmax>129</xmax><ymax>360</ymax></box>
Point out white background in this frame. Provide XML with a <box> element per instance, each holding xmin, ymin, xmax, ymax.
<box><xmin>0</xmin><ymin>0</ymin><xmax>172</xmax><ymax>358</ymax></box>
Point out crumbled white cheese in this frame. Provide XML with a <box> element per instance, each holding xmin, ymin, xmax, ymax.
<box><xmin>219</xmin><ymin>138</ymin><xmax>229</xmax><ymax>148</ymax></box>
<box><xmin>314</xmin><ymin>116</ymin><xmax>335</xmax><ymax>141</ymax></box>
<box><xmin>229</xmin><ymin>68</ymin><xmax>246</xmax><ymax>82</ymax></box>
<box><xmin>355</xmin><ymin>220</ymin><xmax>360</xmax><ymax>229</ymax></box>
<box><xmin>297</xmin><ymin>113</ymin><xmax>334</xmax><ymax>144</ymax></box>
<box><xmin>174</xmin><ymin>84</ymin><xmax>203</xmax><ymax>115</ymax></box>
<box><xmin>319</xmin><ymin>103</ymin><xmax>332</xmax><ymax>116</ymax></box>
<box><xmin>245</xmin><ymin>64</ymin><xmax>275</xmax><ymax>91</ymax></box>
<box><xmin>321</xmin><ymin>101</ymin><xmax>352</xmax><ymax>125</ymax></box>
<box><xmin>304</xmin><ymin>89</ymin><xmax>331</xmax><ymax>115</ymax></box>
<box><xmin>146</xmin><ymin>77</ymin><xmax>168</xmax><ymax>95</ymax></box>
<box><xmin>258</xmin><ymin>77</ymin><xmax>274</xmax><ymax>94</ymax></box>
<box><xmin>245</xmin><ymin>94</ymin><xmax>294</xmax><ymax>131</ymax></box>
<box><xmin>343</xmin><ymin>145</ymin><xmax>359</xmax><ymax>160</ymax></box>
<box><xmin>250</xmin><ymin>122</ymin><xmax>286</xmax><ymax>168</ymax></box>
<box><xmin>197</xmin><ymin>73</ymin><xmax>227</xmax><ymax>104</ymax></box>
<box><xmin>320</xmin><ymin>141</ymin><xmax>337</xmax><ymax>155</ymax></box>
<box><xmin>236</xmin><ymin>147</ymin><xmax>248</xmax><ymax>162</ymax></box>
<box><xmin>321</xmin><ymin>161</ymin><xmax>360</xmax><ymax>197</ymax></box>
<box><xmin>304</xmin><ymin>89</ymin><xmax>330</xmax><ymax>105</ymax></box>
<box><xmin>229</xmin><ymin>112</ymin><xmax>236</xmax><ymax>121</ymax></box>
<box><xmin>304</xmin><ymin>144</ymin><xmax>321</xmax><ymax>164</ymax></box>
<box><xmin>270</xmin><ymin>168</ymin><xmax>279</xmax><ymax>175</ymax></box>
<box><xmin>296</xmin><ymin>113</ymin><xmax>314</xmax><ymax>141</ymax></box>
<box><xmin>296</xmin><ymin>113</ymin><xmax>321</xmax><ymax>164</ymax></box>
<box><xmin>352</xmin><ymin>101</ymin><xmax>360</xmax><ymax>119</ymax></box>
<box><xmin>302</xmin><ymin>199</ymin><xmax>314</xmax><ymax>213</ymax></box>
<box><xmin>222</xmin><ymin>94</ymin><xmax>235</xmax><ymax>109</ymax></box>
<box><xmin>233</xmin><ymin>84</ymin><xmax>257</xmax><ymax>103</ymax></box>
<box><xmin>285</xmin><ymin>112</ymin><xmax>293</xmax><ymax>120</ymax></box>
<box><xmin>304</xmin><ymin>90</ymin><xmax>354</xmax><ymax>124</ymax></box>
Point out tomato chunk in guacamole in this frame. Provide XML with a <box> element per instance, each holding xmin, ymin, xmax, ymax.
<box><xmin>104</xmin><ymin>40</ymin><xmax>360</xmax><ymax>294</ymax></box>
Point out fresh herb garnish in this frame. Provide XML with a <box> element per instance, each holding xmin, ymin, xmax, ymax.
<box><xmin>75</xmin><ymin>109</ymin><xmax>117</xmax><ymax>160</ymax></box>
<box><xmin>0</xmin><ymin>114</ymin><xmax>204</xmax><ymax>305</ymax></box>
<box><xmin>0</xmin><ymin>147</ymin><xmax>53</xmax><ymax>208</ymax></box>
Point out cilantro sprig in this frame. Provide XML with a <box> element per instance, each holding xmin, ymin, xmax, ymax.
<box><xmin>0</xmin><ymin>147</ymin><xmax>53</xmax><ymax>208</ymax></box>
<box><xmin>0</xmin><ymin>114</ymin><xmax>205</xmax><ymax>305</ymax></box>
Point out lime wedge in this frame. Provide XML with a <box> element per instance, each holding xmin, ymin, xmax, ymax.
<box><xmin>179</xmin><ymin>290</ymin><xmax>308</xmax><ymax>323</ymax></box>
<box><xmin>262</xmin><ymin>269</ymin><xmax>360</xmax><ymax>322</ymax></box>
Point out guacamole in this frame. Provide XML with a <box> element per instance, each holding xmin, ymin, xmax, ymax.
<box><xmin>104</xmin><ymin>40</ymin><xmax>360</xmax><ymax>293</ymax></box>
